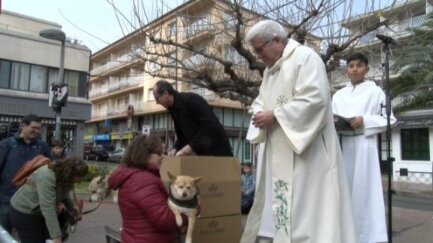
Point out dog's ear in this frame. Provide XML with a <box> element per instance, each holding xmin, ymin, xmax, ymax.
<box><xmin>193</xmin><ymin>177</ymin><xmax>202</xmax><ymax>184</ymax></box>
<box><xmin>167</xmin><ymin>171</ymin><xmax>177</xmax><ymax>182</ymax></box>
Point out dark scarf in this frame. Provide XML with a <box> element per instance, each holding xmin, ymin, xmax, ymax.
<box><xmin>168</xmin><ymin>184</ymin><xmax>199</xmax><ymax>209</ymax></box>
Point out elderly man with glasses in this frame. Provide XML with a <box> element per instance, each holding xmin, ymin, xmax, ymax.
<box><xmin>242</xmin><ymin>20</ymin><xmax>356</xmax><ymax>243</ymax></box>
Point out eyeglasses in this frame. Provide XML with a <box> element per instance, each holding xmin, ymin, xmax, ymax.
<box><xmin>253</xmin><ymin>40</ymin><xmax>271</xmax><ymax>54</ymax></box>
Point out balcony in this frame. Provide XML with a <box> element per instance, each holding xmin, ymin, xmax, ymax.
<box><xmin>90</xmin><ymin>101</ymin><xmax>145</xmax><ymax>120</ymax></box>
<box><xmin>184</xmin><ymin>53</ymin><xmax>213</xmax><ymax>69</ymax></box>
<box><xmin>191</xmin><ymin>87</ymin><xmax>216</xmax><ymax>102</ymax></box>
<box><xmin>91</xmin><ymin>52</ymin><xmax>143</xmax><ymax>77</ymax></box>
<box><xmin>357</xmin><ymin>14</ymin><xmax>426</xmax><ymax>45</ymax></box>
<box><xmin>89</xmin><ymin>77</ymin><xmax>143</xmax><ymax>99</ymax></box>
<box><xmin>182</xmin><ymin>17</ymin><xmax>213</xmax><ymax>43</ymax></box>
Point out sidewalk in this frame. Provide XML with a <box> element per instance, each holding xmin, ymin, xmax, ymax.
<box><xmin>382</xmin><ymin>176</ymin><xmax>433</xmax><ymax>243</ymax></box>
<box><xmin>66</xmin><ymin>178</ymin><xmax>433</xmax><ymax>243</ymax></box>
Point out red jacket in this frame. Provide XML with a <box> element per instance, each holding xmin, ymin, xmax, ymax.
<box><xmin>108</xmin><ymin>164</ymin><xmax>179</xmax><ymax>243</ymax></box>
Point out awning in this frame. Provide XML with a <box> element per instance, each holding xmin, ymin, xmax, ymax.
<box><xmin>396</xmin><ymin>119</ymin><xmax>433</xmax><ymax>128</ymax></box>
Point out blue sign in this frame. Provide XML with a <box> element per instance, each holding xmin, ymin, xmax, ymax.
<box><xmin>93</xmin><ymin>134</ymin><xmax>110</xmax><ymax>141</ymax></box>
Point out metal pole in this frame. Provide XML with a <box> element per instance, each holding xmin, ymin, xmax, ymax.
<box><xmin>54</xmin><ymin>40</ymin><xmax>65</xmax><ymax>141</ymax></box>
<box><xmin>383</xmin><ymin>40</ymin><xmax>394</xmax><ymax>243</ymax></box>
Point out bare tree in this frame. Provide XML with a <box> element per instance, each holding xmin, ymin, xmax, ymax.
<box><xmin>101</xmin><ymin>0</ymin><xmax>403</xmax><ymax>105</ymax></box>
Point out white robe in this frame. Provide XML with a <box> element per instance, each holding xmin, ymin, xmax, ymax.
<box><xmin>242</xmin><ymin>40</ymin><xmax>356</xmax><ymax>243</ymax></box>
<box><xmin>332</xmin><ymin>81</ymin><xmax>397</xmax><ymax>243</ymax></box>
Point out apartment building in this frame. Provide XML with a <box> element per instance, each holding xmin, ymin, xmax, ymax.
<box><xmin>87</xmin><ymin>0</ymin><xmax>252</xmax><ymax>162</ymax></box>
<box><xmin>334</xmin><ymin>0</ymin><xmax>433</xmax><ymax>183</ymax></box>
<box><xmin>0</xmin><ymin>10</ymin><xmax>91</xmax><ymax>156</ymax></box>
<box><xmin>88</xmin><ymin>0</ymin><xmax>322</xmax><ymax>163</ymax></box>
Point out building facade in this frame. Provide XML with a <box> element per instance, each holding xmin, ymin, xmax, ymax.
<box><xmin>334</xmin><ymin>0</ymin><xmax>433</xmax><ymax>183</ymax></box>
<box><xmin>0</xmin><ymin>10</ymin><xmax>91</xmax><ymax>156</ymax></box>
<box><xmin>87</xmin><ymin>0</ymin><xmax>254</xmax><ymax>163</ymax></box>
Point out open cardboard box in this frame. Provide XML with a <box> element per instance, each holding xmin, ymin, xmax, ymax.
<box><xmin>160</xmin><ymin>156</ymin><xmax>241</xmax><ymax>218</ymax></box>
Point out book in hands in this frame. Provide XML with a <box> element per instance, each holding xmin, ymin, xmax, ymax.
<box><xmin>333</xmin><ymin>115</ymin><xmax>354</xmax><ymax>131</ymax></box>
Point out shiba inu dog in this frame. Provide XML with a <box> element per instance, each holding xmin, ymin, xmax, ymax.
<box><xmin>167</xmin><ymin>171</ymin><xmax>201</xmax><ymax>243</ymax></box>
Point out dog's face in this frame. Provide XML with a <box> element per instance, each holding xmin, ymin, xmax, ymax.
<box><xmin>88</xmin><ymin>175</ymin><xmax>111</xmax><ymax>202</ymax></box>
<box><xmin>168</xmin><ymin>171</ymin><xmax>201</xmax><ymax>200</ymax></box>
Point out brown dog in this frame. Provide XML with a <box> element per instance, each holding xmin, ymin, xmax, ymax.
<box><xmin>167</xmin><ymin>171</ymin><xmax>201</xmax><ymax>243</ymax></box>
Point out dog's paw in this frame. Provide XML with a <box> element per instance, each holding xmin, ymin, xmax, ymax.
<box><xmin>175</xmin><ymin>215</ymin><xmax>183</xmax><ymax>226</ymax></box>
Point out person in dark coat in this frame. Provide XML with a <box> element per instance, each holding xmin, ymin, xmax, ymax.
<box><xmin>108</xmin><ymin>135</ymin><xmax>182</xmax><ymax>243</ymax></box>
<box><xmin>152</xmin><ymin>80</ymin><xmax>233</xmax><ymax>156</ymax></box>
<box><xmin>0</xmin><ymin>114</ymin><xmax>51</xmax><ymax>233</ymax></box>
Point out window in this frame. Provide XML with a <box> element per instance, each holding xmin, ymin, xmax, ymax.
<box><xmin>48</xmin><ymin>68</ymin><xmax>59</xmax><ymax>86</ymax></box>
<box><xmin>223</xmin><ymin>108</ymin><xmax>234</xmax><ymax>127</ymax></box>
<box><xmin>234</xmin><ymin>110</ymin><xmax>244</xmax><ymax>128</ymax></box>
<box><xmin>29</xmin><ymin>65</ymin><xmax>48</xmax><ymax>93</ymax></box>
<box><xmin>0</xmin><ymin>60</ymin><xmax>11</xmax><ymax>88</ymax></box>
<box><xmin>401</xmin><ymin>128</ymin><xmax>430</xmax><ymax>160</ymax></box>
<box><xmin>166</xmin><ymin>22</ymin><xmax>177</xmax><ymax>37</ymax></box>
<box><xmin>167</xmin><ymin>52</ymin><xmax>176</xmax><ymax>66</ymax></box>
<box><xmin>11</xmin><ymin>63</ymin><xmax>30</xmax><ymax>91</ymax></box>
<box><xmin>224</xmin><ymin>46</ymin><xmax>243</xmax><ymax>64</ymax></box>
<box><xmin>223</xmin><ymin>12</ymin><xmax>236</xmax><ymax>31</ymax></box>
<box><xmin>148</xmin><ymin>88</ymin><xmax>155</xmax><ymax>101</ymax></box>
<box><xmin>244</xmin><ymin>140</ymin><xmax>251</xmax><ymax>162</ymax></box>
<box><xmin>65</xmin><ymin>71</ymin><xmax>79</xmax><ymax>96</ymax></box>
<box><xmin>148</xmin><ymin>62</ymin><xmax>161</xmax><ymax>72</ymax></box>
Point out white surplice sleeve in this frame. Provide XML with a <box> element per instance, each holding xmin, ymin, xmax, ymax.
<box><xmin>363</xmin><ymin>88</ymin><xmax>397</xmax><ymax>137</ymax></box>
<box><xmin>274</xmin><ymin>50</ymin><xmax>330</xmax><ymax>154</ymax></box>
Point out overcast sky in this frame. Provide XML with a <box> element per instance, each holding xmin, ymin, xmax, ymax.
<box><xmin>3</xmin><ymin>0</ymin><xmax>398</xmax><ymax>53</ymax></box>
<box><xmin>2</xmin><ymin>0</ymin><xmax>181</xmax><ymax>53</ymax></box>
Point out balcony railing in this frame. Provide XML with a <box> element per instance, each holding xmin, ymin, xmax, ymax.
<box><xmin>191</xmin><ymin>87</ymin><xmax>216</xmax><ymax>102</ymax></box>
<box><xmin>184</xmin><ymin>53</ymin><xmax>213</xmax><ymax>69</ymax></box>
<box><xmin>182</xmin><ymin>18</ymin><xmax>213</xmax><ymax>39</ymax></box>
<box><xmin>91</xmin><ymin>101</ymin><xmax>145</xmax><ymax>120</ymax></box>
<box><xmin>358</xmin><ymin>14</ymin><xmax>426</xmax><ymax>45</ymax></box>
<box><xmin>89</xmin><ymin>77</ymin><xmax>143</xmax><ymax>98</ymax></box>
<box><xmin>91</xmin><ymin>53</ymin><xmax>143</xmax><ymax>76</ymax></box>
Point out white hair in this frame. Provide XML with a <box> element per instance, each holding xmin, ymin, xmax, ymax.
<box><xmin>245</xmin><ymin>20</ymin><xmax>289</xmax><ymax>45</ymax></box>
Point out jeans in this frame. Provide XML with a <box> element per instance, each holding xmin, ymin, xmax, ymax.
<box><xmin>0</xmin><ymin>203</ymin><xmax>12</xmax><ymax>233</ymax></box>
<box><xmin>9</xmin><ymin>206</ymin><xmax>50</xmax><ymax>243</ymax></box>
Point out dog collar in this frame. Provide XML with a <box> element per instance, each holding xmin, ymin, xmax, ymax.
<box><xmin>168</xmin><ymin>185</ymin><xmax>199</xmax><ymax>209</ymax></box>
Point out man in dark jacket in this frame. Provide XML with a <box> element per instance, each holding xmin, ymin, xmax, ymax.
<box><xmin>153</xmin><ymin>80</ymin><xmax>233</xmax><ymax>156</ymax></box>
<box><xmin>0</xmin><ymin>114</ymin><xmax>51</xmax><ymax>232</ymax></box>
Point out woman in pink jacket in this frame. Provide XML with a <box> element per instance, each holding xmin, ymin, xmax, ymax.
<box><xmin>108</xmin><ymin>135</ymin><xmax>181</xmax><ymax>243</ymax></box>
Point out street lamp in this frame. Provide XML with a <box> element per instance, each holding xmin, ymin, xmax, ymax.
<box><xmin>39</xmin><ymin>29</ymin><xmax>66</xmax><ymax>141</ymax></box>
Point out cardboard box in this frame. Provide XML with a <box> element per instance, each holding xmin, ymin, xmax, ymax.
<box><xmin>161</xmin><ymin>156</ymin><xmax>241</xmax><ymax>218</ymax></box>
<box><xmin>182</xmin><ymin>214</ymin><xmax>242</xmax><ymax>243</ymax></box>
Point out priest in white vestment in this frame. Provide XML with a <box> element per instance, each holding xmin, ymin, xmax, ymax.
<box><xmin>332</xmin><ymin>53</ymin><xmax>397</xmax><ymax>243</ymax></box>
<box><xmin>242</xmin><ymin>20</ymin><xmax>357</xmax><ymax>243</ymax></box>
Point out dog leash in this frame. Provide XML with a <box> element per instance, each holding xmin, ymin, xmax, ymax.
<box><xmin>72</xmin><ymin>188</ymin><xmax>103</xmax><ymax>215</ymax></box>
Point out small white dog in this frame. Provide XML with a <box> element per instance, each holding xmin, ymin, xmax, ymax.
<box><xmin>88</xmin><ymin>175</ymin><xmax>118</xmax><ymax>203</ymax></box>
<box><xmin>167</xmin><ymin>171</ymin><xmax>201</xmax><ymax>243</ymax></box>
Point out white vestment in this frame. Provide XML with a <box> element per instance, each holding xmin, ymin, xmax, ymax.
<box><xmin>332</xmin><ymin>81</ymin><xmax>397</xmax><ymax>243</ymax></box>
<box><xmin>242</xmin><ymin>40</ymin><xmax>357</xmax><ymax>243</ymax></box>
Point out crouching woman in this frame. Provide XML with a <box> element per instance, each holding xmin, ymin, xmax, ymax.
<box><xmin>9</xmin><ymin>156</ymin><xmax>88</xmax><ymax>243</ymax></box>
<box><xmin>108</xmin><ymin>134</ymin><xmax>183</xmax><ymax>243</ymax></box>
